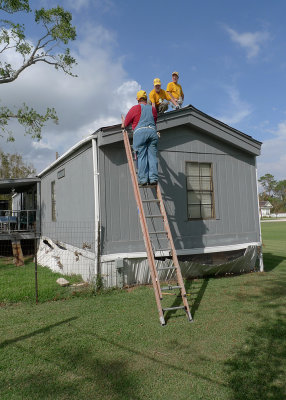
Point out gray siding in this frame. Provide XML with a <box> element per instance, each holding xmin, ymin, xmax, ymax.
<box><xmin>99</xmin><ymin>125</ymin><xmax>260</xmax><ymax>255</ymax></box>
<box><xmin>40</xmin><ymin>143</ymin><xmax>96</xmax><ymax>251</ymax></box>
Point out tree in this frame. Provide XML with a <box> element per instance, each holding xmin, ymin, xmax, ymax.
<box><xmin>0</xmin><ymin>148</ymin><xmax>36</xmax><ymax>209</ymax></box>
<box><xmin>258</xmin><ymin>173</ymin><xmax>277</xmax><ymax>197</ymax></box>
<box><xmin>0</xmin><ymin>149</ymin><xmax>36</xmax><ymax>178</ymax></box>
<box><xmin>259</xmin><ymin>174</ymin><xmax>286</xmax><ymax>213</ymax></box>
<box><xmin>275</xmin><ymin>180</ymin><xmax>286</xmax><ymax>202</ymax></box>
<box><xmin>0</xmin><ymin>0</ymin><xmax>76</xmax><ymax>141</ymax></box>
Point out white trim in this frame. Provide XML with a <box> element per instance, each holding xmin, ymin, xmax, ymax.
<box><xmin>92</xmin><ymin>138</ymin><xmax>100</xmax><ymax>275</ymax></box>
<box><xmin>38</xmin><ymin>134</ymin><xmax>97</xmax><ymax>177</ymax></box>
<box><xmin>100</xmin><ymin>242</ymin><xmax>261</xmax><ymax>262</ymax></box>
<box><xmin>256</xmin><ymin>165</ymin><xmax>264</xmax><ymax>272</ymax></box>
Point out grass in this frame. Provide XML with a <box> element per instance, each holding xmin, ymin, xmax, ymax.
<box><xmin>261</xmin><ymin>217</ymin><xmax>286</xmax><ymax>221</ymax></box>
<box><xmin>0</xmin><ymin>257</ymin><xmax>92</xmax><ymax>303</ymax></box>
<box><xmin>0</xmin><ymin>223</ymin><xmax>285</xmax><ymax>399</ymax></box>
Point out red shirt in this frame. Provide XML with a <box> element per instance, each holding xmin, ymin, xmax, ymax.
<box><xmin>124</xmin><ymin>104</ymin><xmax>157</xmax><ymax>131</ymax></box>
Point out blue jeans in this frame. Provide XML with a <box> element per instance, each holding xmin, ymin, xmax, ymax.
<box><xmin>133</xmin><ymin>128</ymin><xmax>158</xmax><ymax>184</ymax></box>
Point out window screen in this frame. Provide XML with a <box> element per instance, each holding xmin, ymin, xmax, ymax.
<box><xmin>186</xmin><ymin>162</ymin><xmax>215</xmax><ymax>219</ymax></box>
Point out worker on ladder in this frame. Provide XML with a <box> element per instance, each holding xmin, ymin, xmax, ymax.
<box><xmin>122</xmin><ymin>90</ymin><xmax>159</xmax><ymax>186</ymax></box>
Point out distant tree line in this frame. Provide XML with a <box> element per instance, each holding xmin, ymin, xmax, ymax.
<box><xmin>0</xmin><ymin>149</ymin><xmax>36</xmax><ymax>179</ymax></box>
<box><xmin>259</xmin><ymin>173</ymin><xmax>286</xmax><ymax>213</ymax></box>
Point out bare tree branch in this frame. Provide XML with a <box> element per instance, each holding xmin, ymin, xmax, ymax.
<box><xmin>0</xmin><ymin>2</ymin><xmax>77</xmax><ymax>140</ymax></box>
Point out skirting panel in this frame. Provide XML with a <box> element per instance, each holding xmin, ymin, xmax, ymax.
<box><xmin>100</xmin><ymin>245</ymin><xmax>258</xmax><ymax>288</ymax></box>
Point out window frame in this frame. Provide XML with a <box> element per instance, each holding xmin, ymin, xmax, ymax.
<box><xmin>57</xmin><ymin>168</ymin><xmax>65</xmax><ymax>179</ymax></box>
<box><xmin>186</xmin><ymin>161</ymin><xmax>216</xmax><ymax>220</ymax></box>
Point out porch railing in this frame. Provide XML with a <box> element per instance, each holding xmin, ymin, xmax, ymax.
<box><xmin>0</xmin><ymin>209</ymin><xmax>37</xmax><ymax>233</ymax></box>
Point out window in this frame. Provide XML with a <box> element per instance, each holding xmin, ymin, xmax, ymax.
<box><xmin>186</xmin><ymin>162</ymin><xmax>215</xmax><ymax>219</ymax></box>
<box><xmin>57</xmin><ymin>168</ymin><xmax>65</xmax><ymax>179</ymax></box>
<box><xmin>51</xmin><ymin>181</ymin><xmax>56</xmax><ymax>221</ymax></box>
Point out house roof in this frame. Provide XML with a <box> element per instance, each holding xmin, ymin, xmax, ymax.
<box><xmin>97</xmin><ymin>104</ymin><xmax>262</xmax><ymax>155</ymax></box>
<box><xmin>259</xmin><ymin>201</ymin><xmax>273</xmax><ymax>208</ymax></box>
<box><xmin>38</xmin><ymin>104</ymin><xmax>262</xmax><ymax>176</ymax></box>
<box><xmin>0</xmin><ymin>177</ymin><xmax>40</xmax><ymax>194</ymax></box>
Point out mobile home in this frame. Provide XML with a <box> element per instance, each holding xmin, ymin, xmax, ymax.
<box><xmin>38</xmin><ymin>105</ymin><xmax>263</xmax><ymax>286</ymax></box>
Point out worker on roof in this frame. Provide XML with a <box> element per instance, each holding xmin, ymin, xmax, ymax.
<box><xmin>149</xmin><ymin>78</ymin><xmax>178</xmax><ymax>114</ymax></box>
<box><xmin>166</xmin><ymin>71</ymin><xmax>184</xmax><ymax>109</ymax></box>
<box><xmin>122</xmin><ymin>90</ymin><xmax>158</xmax><ymax>186</ymax></box>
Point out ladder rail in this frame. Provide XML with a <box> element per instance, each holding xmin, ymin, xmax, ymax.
<box><xmin>156</xmin><ymin>185</ymin><xmax>193</xmax><ymax>322</ymax></box>
<box><xmin>121</xmin><ymin>116</ymin><xmax>192</xmax><ymax>325</ymax></box>
<box><xmin>122</xmin><ymin>126</ymin><xmax>165</xmax><ymax>324</ymax></box>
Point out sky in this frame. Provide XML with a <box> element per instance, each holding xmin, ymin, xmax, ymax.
<box><xmin>1</xmin><ymin>0</ymin><xmax>286</xmax><ymax>180</ymax></box>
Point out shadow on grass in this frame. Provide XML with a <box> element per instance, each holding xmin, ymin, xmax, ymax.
<box><xmin>61</xmin><ymin>348</ymin><xmax>141</xmax><ymax>400</ymax></box>
<box><xmin>225</xmin><ymin>311</ymin><xmax>286</xmax><ymax>400</ymax></box>
<box><xmin>0</xmin><ymin>256</ymin><xmax>34</xmax><ymax>268</ymax></box>
<box><xmin>0</xmin><ymin>316</ymin><xmax>78</xmax><ymax>349</ymax></box>
<box><xmin>4</xmin><ymin>326</ymin><xmax>226</xmax><ymax>399</ymax></box>
<box><xmin>24</xmin><ymin>256</ymin><xmax>34</xmax><ymax>265</ymax></box>
<box><xmin>0</xmin><ymin>356</ymin><xmax>140</xmax><ymax>400</ymax></box>
<box><xmin>0</xmin><ymin>324</ymin><xmax>140</xmax><ymax>399</ymax></box>
<box><xmin>262</xmin><ymin>252</ymin><xmax>286</xmax><ymax>272</ymax></box>
<box><xmin>163</xmin><ymin>247</ymin><xmax>285</xmax><ymax>323</ymax></box>
<box><xmin>189</xmin><ymin>278</ymin><xmax>209</xmax><ymax>318</ymax></box>
<box><xmin>226</xmin><ymin>274</ymin><xmax>286</xmax><ymax>400</ymax></box>
<box><xmin>17</xmin><ymin>360</ymin><xmax>139</xmax><ymax>400</ymax></box>
<box><xmin>91</xmin><ymin>333</ymin><xmax>227</xmax><ymax>389</ymax></box>
<box><xmin>164</xmin><ymin>278</ymin><xmax>209</xmax><ymax>322</ymax></box>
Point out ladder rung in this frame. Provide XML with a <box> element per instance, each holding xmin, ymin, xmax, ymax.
<box><xmin>123</xmin><ymin>128</ymin><xmax>193</xmax><ymax>325</ymax></box>
<box><xmin>161</xmin><ymin>285</ymin><xmax>181</xmax><ymax>290</ymax></box>
<box><xmin>142</xmin><ymin>199</ymin><xmax>160</xmax><ymax>203</ymax></box>
<box><xmin>157</xmin><ymin>266</ymin><xmax>176</xmax><ymax>271</ymax></box>
<box><xmin>162</xmin><ymin>306</ymin><xmax>185</xmax><ymax>312</ymax></box>
<box><xmin>155</xmin><ymin>248</ymin><xmax>172</xmax><ymax>252</ymax></box>
<box><xmin>139</xmin><ymin>184</ymin><xmax>158</xmax><ymax>188</ymax></box>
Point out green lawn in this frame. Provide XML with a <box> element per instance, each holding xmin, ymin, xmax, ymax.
<box><xmin>0</xmin><ymin>223</ymin><xmax>285</xmax><ymax>400</ymax></box>
<box><xmin>0</xmin><ymin>257</ymin><xmax>92</xmax><ymax>303</ymax></box>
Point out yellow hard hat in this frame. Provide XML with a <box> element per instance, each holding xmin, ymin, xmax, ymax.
<box><xmin>172</xmin><ymin>71</ymin><xmax>179</xmax><ymax>77</ymax></box>
<box><xmin>153</xmin><ymin>78</ymin><xmax>161</xmax><ymax>86</ymax></box>
<box><xmin>136</xmin><ymin>90</ymin><xmax>147</xmax><ymax>101</ymax></box>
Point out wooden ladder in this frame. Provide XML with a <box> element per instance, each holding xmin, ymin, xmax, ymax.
<box><xmin>122</xmin><ymin>123</ymin><xmax>193</xmax><ymax>325</ymax></box>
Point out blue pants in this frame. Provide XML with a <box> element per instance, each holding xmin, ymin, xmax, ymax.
<box><xmin>133</xmin><ymin>129</ymin><xmax>158</xmax><ymax>184</ymax></box>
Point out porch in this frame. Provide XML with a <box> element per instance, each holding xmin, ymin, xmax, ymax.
<box><xmin>0</xmin><ymin>178</ymin><xmax>41</xmax><ymax>240</ymax></box>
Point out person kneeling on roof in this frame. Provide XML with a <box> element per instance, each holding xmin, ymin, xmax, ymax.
<box><xmin>149</xmin><ymin>78</ymin><xmax>178</xmax><ymax>113</ymax></box>
<box><xmin>166</xmin><ymin>71</ymin><xmax>184</xmax><ymax>109</ymax></box>
<box><xmin>122</xmin><ymin>90</ymin><xmax>159</xmax><ymax>186</ymax></box>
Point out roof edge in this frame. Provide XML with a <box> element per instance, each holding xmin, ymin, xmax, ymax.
<box><xmin>38</xmin><ymin>133</ymin><xmax>97</xmax><ymax>177</ymax></box>
<box><xmin>97</xmin><ymin>104</ymin><xmax>262</xmax><ymax>146</ymax></box>
<box><xmin>97</xmin><ymin>105</ymin><xmax>262</xmax><ymax>155</ymax></box>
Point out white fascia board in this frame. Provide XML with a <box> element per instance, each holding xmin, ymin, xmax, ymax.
<box><xmin>100</xmin><ymin>242</ymin><xmax>261</xmax><ymax>262</ymax></box>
